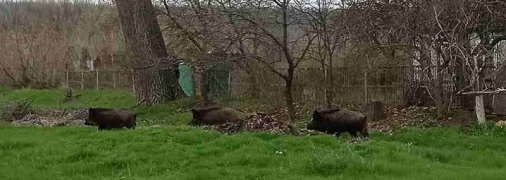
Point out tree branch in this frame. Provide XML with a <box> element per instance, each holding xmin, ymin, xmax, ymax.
<box><xmin>295</xmin><ymin>34</ymin><xmax>317</xmax><ymax>67</ymax></box>
<box><xmin>161</xmin><ymin>0</ymin><xmax>204</xmax><ymax>52</ymax></box>
<box><xmin>251</xmin><ymin>55</ymin><xmax>287</xmax><ymax>80</ymax></box>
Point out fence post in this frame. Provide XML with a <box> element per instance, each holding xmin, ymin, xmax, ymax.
<box><xmin>364</xmin><ymin>69</ymin><xmax>368</xmax><ymax>104</ymax></box>
<box><xmin>227</xmin><ymin>69</ymin><xmax>232</xmax><ymax>96</ymax></box>
<box><xmin>52</xmin><ymin>69</ymin><xmax>56</xmax><ymax>87</ymax></box>
<box><xmin>96</xmin><ymin>70</ymin><xmax>99</xmax><ymax>91</ymax></box>
<box><xmin>80</xmin><ymin>71</ymin><xmax>84</xmax><ymax>90</ymax></box>
<box><xmin>65</xmin><ymin>69</ymin><xmax>69</xmax><ymax>90</ymax></box>
<box><xmin>131</xmin><ymin>69</ymin><xmax>136</xmax><ymax>94</ymax></box>
<box><xmin>113</xmin><ymin>70</ymin><xmax>117</xmax><ymax>89</ymax></box>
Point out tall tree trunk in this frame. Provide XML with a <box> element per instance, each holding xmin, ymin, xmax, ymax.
<box><xmin>475</xmin><ymin>95</ymin><xmax>486</xmax><ymax>126</ymax></box>
<box><xmin>473</xmin><ymin>54</ymin><xmax>486</xmax><ymax>125</ymax></box>
<box><xmin>193</xmin><ymin>71</ymin><xmax>203</xmax><ymax>98</ymax></box>
<box><xmin>281</xmin><ymin>0</ymin><xmax>296</xmax><ymax>122</ymax></box>
<box><xmin>434</xmin><ymin>68</ymin><xmax>446</xmax><ymax>116</ymax></box>
<box><xmin>116</xmin><ymin>0</ymin><xmax>178</xmax><ymax>105</ymax></box>
<box><xmin>284</xmin><ymin>74</ymin><xmax>296</xmax><ymax>122</ymax></box>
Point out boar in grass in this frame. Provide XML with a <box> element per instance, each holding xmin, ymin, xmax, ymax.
<box><xmin>85</xmin><ymin>108</ymin><xmax>137</xmax><ymax>130</ymax></box>
<box><xmin>189</xmin><ymin>107</ymin><xmax>243</xmax><ymax>126</ymax></box>
<box><xmin>307</xmin><ymin>108</ymin><xmax>369</xmax><ymax>138</ymax></box>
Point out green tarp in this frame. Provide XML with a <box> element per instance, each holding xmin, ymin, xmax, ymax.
<box><xmin>176</xmin><ymin>63</ymin><xmax>230</xmax><ymax>97</ymax></box>
<box><xmin>178</xmin><ymin>64</ymin><xmax>194</xmax><ymax>97</ymax></box>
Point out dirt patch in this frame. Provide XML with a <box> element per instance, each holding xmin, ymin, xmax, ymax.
<box><xmin>368</xmin><ymin>106</ymin><xmax>477</xmax><ymax>133</ymax></box>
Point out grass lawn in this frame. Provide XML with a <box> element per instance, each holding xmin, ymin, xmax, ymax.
<box><xmin>1</xmin><ymin>88</ymin><xmax>506</xmax><ymax>179</ymax></box>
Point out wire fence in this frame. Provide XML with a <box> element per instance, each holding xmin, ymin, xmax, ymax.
<box><xmin>35</xmin><ymin>64</ymin><xmax>457</xmax><ymax>107</ymax></box>
<box><xmin>230</xmin><ymin>66</ymin><xmax>410</xmax><ymax>107</ymax></box>
<box><xmin>65</xmin><ymin>69</ymin><xmax>135</xmax><ymax>92</ymax></box>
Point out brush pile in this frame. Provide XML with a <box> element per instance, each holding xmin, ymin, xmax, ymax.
<box><xmin>1</xmin><ymin>100</ymin><xmax>87</xmax><ymax>127</ymax></box>
<box><xmin>210</xmin><ymin>109</ymin><xmax>294</xmax><ymax>134</ymax></box>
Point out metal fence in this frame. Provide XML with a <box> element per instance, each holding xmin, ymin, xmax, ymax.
<box><xmin>230</xmin><ymin>66</ymin><xmax>408</xmax><ymax>107</ymax></box>
<box><xmin>65</xmin><ymin>69</ymin><xmax>135</xmax><ymax>91</ymax></box>
<box><xmin>59</xmin><ymin>65</ymin><xmax>455</xmax><ymax>107</ymax></box>
<box><xmin>230</xmin><ymin>65</ymin><xmax>459</xmax><ymax>107</ymax></box>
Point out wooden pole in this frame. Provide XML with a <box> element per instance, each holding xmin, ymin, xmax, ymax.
<box><xmin>113</xmin><ymin>70</ymin><xmax>117</xmax><ymax>89</ymax></box>
<box><xmin>364</xmin><ymin>69</ymin><xmax>368</xmax><ymax>104</ymax></box>
<box><xmin>65</xmin><ymin>67</ymin><xmax>69</xmax><ymax>90</ymax></box>
<box><xmin>131</xmin><ymin>69</ymin><xmax>136</xmax><ymax>94</ymax></box>
<box><xmin>458</xmin><ymin>89</ymin><xmax>506</xmax><ymax>95</ymax></box>
<box><xmin>227</xmin><ymin>68</ymin><xmax>231</xmax><ymax>96</ymax></box>
<box><xmin>96</xmin><ymin>70</ymin><xmax>99</xmax><ymax>91</ymax></box>
<box><xmin>52</xmin><ymin>69</ymin><xmax>56</xmax><ymax>87</ymax></box>
<box><xmin>80</xmin><ymin>71</ymin><xmax>84</xmax><ymax>90</ymax></box>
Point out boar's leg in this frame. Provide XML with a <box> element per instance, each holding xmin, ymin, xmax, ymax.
<box><xmin>332</xmin><ymin>132</ymin><xmax>341</xmax><ymax>137</ymax></box>
<box><xmin>126</xmin><ymin>121</ymin><xmax>136</xmax><ymax>129</ymax></box>
<box><xmin>349</xmin><ymin>131</ymin><xmax>358</xmax><ymax>137</ymax></box>
<box><xmin>360</xmin><ymin>125</ymin><xmax>369</xmax><ymax>138</ymax></box>
<box><xmin>360</xmin><ymin>130</ymin><xmax>369</xmax><ymax>138</ymax></box>
<box><xmin>98</xmin><ymin>124</ymin><xmax>113</xmax><ymax>130</ymax></box>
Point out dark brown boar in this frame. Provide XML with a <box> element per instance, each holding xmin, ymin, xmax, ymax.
<box><xmin>85</xmin><ymin>108</ymin><xmax>137</xmax><ymax>130</ymax></box>
<box><xmin>189</xmin><ymin>107</ymin><xmax>243</xmax><ymax>126</ymax></box>
<box><xmin>307</xmin><ymin>108</ymin><xmax>368</xmax><ymax>138</ymax></box>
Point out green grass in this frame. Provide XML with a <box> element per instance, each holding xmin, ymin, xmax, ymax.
<box><xmin>0</xmin><ymin>88</ymin><xmax>192</xmax><ymax>125</ymax></box>
<box><xmin>1</xmin><ymin>126</ymin><xmax>506</xmax><ymax>179</ymax></box>
<box><xmin>0</xmin><ymin>88</ymin><xmax>270</xmax><ymax>126</ymax></box>
<box><xmin>0</xmin><ymin>88</ymin><xmax>136</xmax><ymax>109</ymax></box>
<box><xmin>2</xmin><ymin>88</ymin><xmax>506</xmax><ymax>179</ymax></box>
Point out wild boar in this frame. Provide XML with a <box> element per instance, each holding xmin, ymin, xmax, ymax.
<box><xmin>85</xmin><ymin>108</ymin><xmax>137</xmax><ymax>130</ymax></box>
<box><xmin>189</xmin><ymin>107</ymin><xmax>243</xmax><ymax>126</ymax></box>
<box><xmin>307</xmin><ymin>108</ymin><xmax>368</xmax><ymax>138</ymax></box>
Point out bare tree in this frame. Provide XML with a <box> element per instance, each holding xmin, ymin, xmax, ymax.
<box><xmin>346</xmin><ymin>0</ymin><xmax>505</xmax><ymax>122</ymax></box>
<box><xmin>225</xmin><ymin>0</ymin><xmax>316</xmax><ymax>121</ymax></box>
<box><xmin>435</xmin><ymin>0</ymin><xmax>506</xmax><ymax>125</ymax></box>
<box><xmin>344</xmin><ymin>0</ymin><xmax>458</xmax><ymax>116</ymax></box>
<box><xmin>296</xmin><ymin>0</ymin><xmax>348</xmax><ymax>106</ymax></box>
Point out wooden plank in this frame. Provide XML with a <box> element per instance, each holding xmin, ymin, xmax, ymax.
<box><xmin>459</xmin><ymin>89</ymin><xmax>506</xmax><ymax>95</ymax></box>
